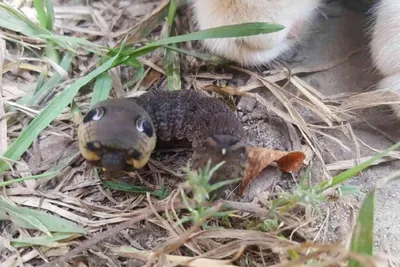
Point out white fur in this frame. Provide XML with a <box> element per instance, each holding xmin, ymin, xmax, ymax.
<box><xmin>376</xmin><ymin>73</ymin><xmax>400</xmax><ymax>115</ymax></box>
<box><xmin>370</xmin><ymin>0</ymin><xmax>400</xmax><ymax>116</ymax></box>
<box><xmin>191</xmin><ymin>0</ymin><xmax>322</xmax><ymax>66</ymax></box>
<box><xmin>190</xmin><ymin>0</ymin><xmax>400</xmax><ymax>115</ymax></box>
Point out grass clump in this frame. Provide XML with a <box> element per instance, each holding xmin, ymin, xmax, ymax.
<box><xmin>179</xmin><ymin>161</ymin><xmax>240</xmax><ymax>228</ymax></box>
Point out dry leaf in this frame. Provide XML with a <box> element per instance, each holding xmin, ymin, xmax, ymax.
<box><xmin>241</xmin><ymin>146</ymin><xmax>306</xmax><ymax>195</ymax></box>
<box><xmin>139</xmin><ymin>69</ymin><xmax>163</xmax><ymax>91</ymax></box>
<box><xmin>204</xmin><ymin>85</ymin><xmax>249</xmax><ymax>97</ymax></box>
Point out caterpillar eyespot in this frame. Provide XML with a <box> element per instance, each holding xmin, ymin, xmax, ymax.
<box><xmin>92</xmin><ymin>107</ymin><xmax>104</xmax><ymax>121</ymax></box>
<box><xmin>83</xmin><ymin>107</ymin><xmax>105</xmax><ymax>123</ymax></box>
<box><xmin>135</xmin><ymin>117</ymin><xmax>154</xmax><ymax>137</ymax></box>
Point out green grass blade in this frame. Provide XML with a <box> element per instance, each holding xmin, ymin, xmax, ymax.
<box><xmin>0</xmin><ymin>2</ymin><xmax>48</xmax><ymax>37</ymax></box>
<box><xmin>0</xmin><ymin>3</ymin><xmax>71</xmax><ymax>51</ymax></box>
<box><xmin>167</xmin><ymin>0</ymin><xmax>178</xmax><ymax>36</ymax></box>
<box><xmin>11</xmin><ymin>233</ymin><xmax>76</xmax><ymax>248</ymax></box>
<box><xmin>44</xmin><ymin>44</ymin><xmax>60</xmax><ymax>64</ymax></box>
<box><xmin>34</xmin><ymin>71</ymin><xmax>47</xmax><ymax>93</ymax></box>
<box><xmin>34</xmin><ymin>0</ymin><xmax>59</xmax><ymax>62</ymax></box>
<box><xmin>121</xmin><ymin>56</ymin><xmax>142</xmax><ymax>69</ymax></box>
<box><xmin>348</xmin><ymin>166</ymin><xmax>400</xmax><ymax>266</ymax></box>
<box><xmin>338</xmin><ymin>185</ymin><xmax>360</xmax><ymax>196</ymax></box>
<box><xmin>91</xmin><ymin>72</ymin><xmax>113</xmax><ymax>107</ymax></box>
<box><xmin>0</xmin><ymin>55</ymin><xmax>119</xmax><ymax>174</ymax></box>
<box><xmin>142</xmin><ymin>22</ymin><xmax>284</xmax><ymax>48</ymax></box>
<box><xmin>33</xmin><ymin>0</ymin><xmax>48</xmax><ymax>29</ymax></box>
<box><xmin>31</xmin><ymin>51</ymin><xmax>74</xmax><ymax>105</ymax></box>
<box><xmin>102</xmin><ymin>180</ymin><xmax>168</xmax><ymax>199</ymax></box>
<box><xmin>163</xmin><ymin>45</ymin><xmax>224</xmax><ymax>63</ymax></box>
<box><xmin>0</xmin><ymin>171</ymin><xmax>59</xmax><ymax>187</ymax></box>
<box><xmin>0</xmin><ymin>198</ymin><xmax>87</xmax><ymax>234</ymax></box>
<box><xmin>348</xmin><ymin>189</ymin><xmax>375</xmax><ymax>267</ymax></box>
<box><xmin>165</xmin><ymin>49</ymin><xmax>181</xmax><ymax>91</ymax></box>
<box><xmin>17</xmin><ymin>51</ymin><xmax>74</xmax><ymax>106</ymax></box>
<box><xmin>71</xmin><ymin>99</ymin><xmax>82</xmax><ymax>125</ymax></box>
<box><xmin>44</xmin><ymin>0</ymin><xmax>55</xmax><ymax>31</ymax></box>
<box><xmin>1</xmin><ymin>2</ymin><xmax>59</xmax><ymax>63</ymax></box>
<box><xmin>317</xmin><ymin>142</ymin><xmax>400</xmax><ymax>192</ymax></box>
<box><xmin>38</xmin><ymin>34</ymin><xmax>106</xmax><ymax>54</ymax></box>
<box><xmin>112</xmin><ymin>22</ymin><xmax>285</xmax><ymax>62</ymax></box>
<box><xmin>4</xmin><ymin>203</ymin><xmax>51</xmax><ymax>235</ymax></box>
<box><xmin>165</xmin><ymin>0</ymin><xmax>181</xmax><ymax>91</ymax></box>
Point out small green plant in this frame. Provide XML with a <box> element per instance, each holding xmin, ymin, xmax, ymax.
<box><xmin>269</xmin><ymin>142</ymin><xmax>400</xmax><ymax>217</ymax></box>
<box><xmin>270</xmin><ymin>164</ymin><xmax>325</xmax><ymax>217</ymax></box>
<box><xmin>178</xmin><ymin>160</ymin><xmax>240</xmax><ymax>228</ymax></box>
<box><xmin>262</xmin><ymin>142</ymin><xmax>400</xmax><ymax>265</ymax></box>
<box><xmin>247</xmin><ymin>218</ymin><xmax>280</xmax><ymax>232</ymax></box>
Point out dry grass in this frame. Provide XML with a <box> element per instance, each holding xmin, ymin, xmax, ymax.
<box><xmin>1</xmin><ymin>0</ymin><xmax>400</xmax><ymax>266</ymax></box>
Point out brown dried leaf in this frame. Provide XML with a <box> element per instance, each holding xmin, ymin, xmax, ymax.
<box><xmin>139</xmin><ymin>69</ymin><xmax>163</xmax><ymax>91</ymax></box>
<box><xmin>241</xmin><ymin>146</ymin><xmax>306</xmax><ymax>195</ymax></box>
<box><xmin>204</xmin><ymin>85</ymin><xmax>249</xmax><ymax>97</ymax></box>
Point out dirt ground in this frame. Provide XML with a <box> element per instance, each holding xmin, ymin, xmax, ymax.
<box><xmin>2</xmin><ymin>0</ymin><xmax>400</xmax><ymax>265</ymax></box>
